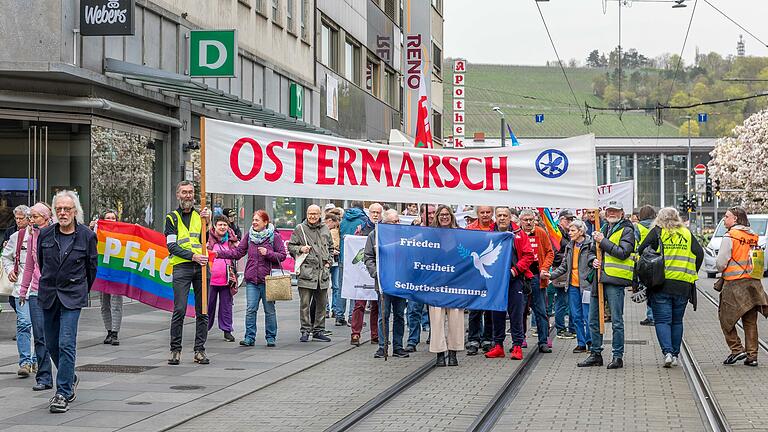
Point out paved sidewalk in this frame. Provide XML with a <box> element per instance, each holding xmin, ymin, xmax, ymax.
<box><xmin>493</xmin><ymin>297</ymin><xmax>705</xmax><ymax>432</ymax></box>
<box><xmin>0</xmin><ymin>291</ymin><xmax>365</xmax><ymax>432</ymax></box>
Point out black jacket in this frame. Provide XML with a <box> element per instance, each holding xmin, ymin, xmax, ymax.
<box><xmin>37</xmin><ymin>222</ymin><xmax>98</xmax><ymax>309</ymax></box>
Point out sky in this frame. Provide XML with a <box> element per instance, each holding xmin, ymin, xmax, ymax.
<box><xmin>443</xmin><ymin>0</ymin><xmax>768</xmax><ymax>66</ymax></box>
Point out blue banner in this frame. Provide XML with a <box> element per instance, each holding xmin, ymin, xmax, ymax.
<box><xmin>376</xmin><ymin>224</ymin><xmax>515</xmax><ymax>311</ymax></box>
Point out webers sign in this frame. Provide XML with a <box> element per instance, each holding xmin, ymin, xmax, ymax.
<box><xmin>204</xmin><ymin>118</ymin><xmax>598</xmax><ymax>208</ymax></box>
<box><xmin>80</xmin><ymin>0</ymin><xmax>135</xmax><ymax>36</ymax></box>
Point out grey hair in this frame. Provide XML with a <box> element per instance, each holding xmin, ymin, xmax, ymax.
<box><xmin>652</xmin><ymin>207</ymin><xmax>684</xmax><ymax>231</ymax></box>
<box><xmin>519</xmin><ymin>209</ymin><xmax>537</xmax><ymax>219</ymax></box>
<box><xmin>52</xmin><ymin>190</ymin><xmax>84</xmax><ymax>224</ymax></box>
<box><xmin>383</xmin><ymin>209</ymin><xmax>399</xmax><ymax>222</ymax></box>
<box><xmin>13</xmin><ymin>205</ymin><xmax>30</xmax><ymax>217</ymax></box>
<box><xmin>569</xmin><ymin>219</ymin><xmax>587</xmax><ymax>234</ymax></box>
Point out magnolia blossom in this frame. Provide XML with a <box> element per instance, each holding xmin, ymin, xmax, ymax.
<box><xmin>709</xmin><ymin>110</ymin><xmax>768</xmax><ymax>212</ymax></box>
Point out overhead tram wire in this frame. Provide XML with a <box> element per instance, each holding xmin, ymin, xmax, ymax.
<box><xmin>533</xmin><ymin>0</ymin><xmax>588</xmax><ymax>129</ymax></box>
<box><xmin>702</xmin><ymin>0</ymin><xmax>768</xmax><ymax>48</ymax></box>
<box><xmin>585</xmin><ymin>90</ymin><xmax>768</xmax><ymax>112</ymax></box>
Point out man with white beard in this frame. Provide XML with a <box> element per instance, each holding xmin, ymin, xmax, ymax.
<box><xmin>578</xmin><ymin>201</ymin><xmax>636</xmax><ymax>370</ymax></box>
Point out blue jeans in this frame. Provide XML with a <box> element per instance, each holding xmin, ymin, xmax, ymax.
<box><xmin>378</xmin><ymin>295</ymin><xmax>407</xmax><ymax>350</ymax></box>
<box><xmin>245</xmin><ymin>283</ymin><xmax>277</xmax><ymax>343</ymax></box>
<box><xmin>649</xmin><ymin>292</ymin><xmax>688</xmax><ymax>356</ymax></box>
<box><xmin>28</xmin><ymin>296</ymin><xmax>52</xmax><ymax>386</ymax></box>
<box><xmin>529</xmin><ymin>276</ymin><xmax>549</xmax><ymax>346</ymax></box>
<box><xmin>646</xmin><ymin>305</ymin><xmax>654</xmax><ymax>321</ymax></box>
<box><xmin>589</xmin><ymin>284</ymin><xmax>625</xmax><ymax>358</ymax></box>
<box><xmin>553</xmin><ymin>285</ymin><xmax>575</xmax><ymax>333</ymax></box>
<box><xmin>15</xmin><ymin>298</ymin><xmax>33</xmax><ymax>367</ymax></box>
<box><xmin>42</xmin><ymin>298</ymin><xmax>81</xmax><ymax>399</ymax></box>
<box><xmin>568</xmin><ymin>286</ymin><xmax>591</xmax><ymax>347</ymax></box>
<box><xmin>406</xmin><ymin>301</ymin><xmax>427</xmax><ymax>346</ymax></box>
<box><xmin>330</xmin><ymin>265</ymin><xmax>341</xmax><ymax>315</ymax></box>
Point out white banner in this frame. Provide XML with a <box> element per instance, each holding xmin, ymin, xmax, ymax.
<box><xmin>341</xmin><ymin>235</ymin><xmax>377</xmax><ymax>301</ymax></box>
<box><xmin>204</xmin><ymin>118</ymin><xmax>598</xmax><ymax>208</ymax></box>
<box><xmin>597</xmin><ymin>180</ymin><xmax>634</xmax><ymax>214</ymax></box>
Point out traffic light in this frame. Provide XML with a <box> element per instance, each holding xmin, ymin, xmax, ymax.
<box><xmin>678</xmin><ymin>196</ymin><xmax>687</xmax><ymax>215</ymax></box>
<box><xmin>705</xmin><ymin>178</ymin><xmax>713</xmax><ymax>203</ymax></box>
<box><xmin>689</xmin><ymin>196</ymin><xmax>697</xmax><ymax>212</ymax></box>
<box><xmin>714</xmin><ymin>179</ymin><xmax>721</xmax><ymax>197</ymax></box>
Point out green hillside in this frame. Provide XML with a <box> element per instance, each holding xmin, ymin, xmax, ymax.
<box><xmin>444</xmin><ymin>63</ymin><xmax>679</xmax><ymax>138</ymax></box>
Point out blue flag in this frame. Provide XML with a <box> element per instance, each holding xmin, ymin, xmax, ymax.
<box><xmin>507</xmin><ymin>124</ymin><xmax>520</xmax><ymax>146</ymax></box>
<box><xmin>376</xmin><ymin>224</ymin><xmax>515</xmax><ymax>311</ymax></box>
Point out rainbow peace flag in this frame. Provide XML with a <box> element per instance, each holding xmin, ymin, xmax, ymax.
<box><xmin>92</xmin><ymin>220</ymin><xmax>195</xmax><ymax>317</ymax></box>
<box><xmin>537</xmin><ymin>207</ymin><xmax>563</xmax><ymax>252</ymax></box>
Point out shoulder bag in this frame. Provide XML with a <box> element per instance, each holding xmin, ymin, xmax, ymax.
<box><xmin>636</xmin><ymin>229</ymin><xmax>665</xmax><ymax>290</ymax></box>
<box><xmin>293</xmin><ymin>224</ymin><xmax>310</xmax><ymax>277</ymax></box>
<box><xmin>0</xmin><ymin>230</ymin><xmax>25</xmax><ymax>296</ymax></box>
<box><xmin>266</xmin><ymin>236</ymin><xmax>292</xmax><ymax>301</ymax></box>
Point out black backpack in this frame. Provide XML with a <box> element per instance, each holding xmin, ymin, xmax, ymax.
<box><xmin>636</xmin><ymin>237</ymin><xmax>665</xmax><ymax>290</ymax></box>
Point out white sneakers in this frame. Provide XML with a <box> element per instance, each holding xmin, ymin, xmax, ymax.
<box><xmin>671</xmin><ymin>356</ymin><xmax>679</xmax><ymax>367</ymax></box>
<box><xmin>664</xmin><ymin>352</ymin><xmax>673</xmax><ymax>368</ymax></box>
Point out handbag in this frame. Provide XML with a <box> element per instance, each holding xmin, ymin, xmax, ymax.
<box><xmin>636</xmin><ymin>239</ymin><xmax>665</xmax><ymax>290</ymax></box>
<box><xmin>265</xmin><ymin>235</ymin><xmax>292</xmax><ymax>301</ymax></box>
<box><xmin>266</xmin><ymin>266</ymin><xmax>292</xmax><ymax>301</ymax></box>
<box><xmin>293</xmin><ymin>224</ymin><xmax>310</xmax><ymax>277</ymax></box>
<box><xmin>0</xmin><ymin>230</ymin><xmax>25</xmax><ymax>296</ymax></box>
<box><xmin>227</xmin><ymin>263</ymin><xmax>239</xmax><ymax>296</ymax></box>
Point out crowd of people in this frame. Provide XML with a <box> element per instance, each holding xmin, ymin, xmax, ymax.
<box><xmin>2</xmin><ymin>180</ymin><xmax>767</xmax><ymax>414</ymax></box>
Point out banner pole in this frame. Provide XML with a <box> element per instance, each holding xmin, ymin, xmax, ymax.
<box><xmin>594</xmin><ymin>209</ymin><xmax>604</xmax><ymax>335</ymax></box>
<box><xmin>200</xmin><ymin>117</ymin><xmax>208</xmax><ymax>316</ymax></box>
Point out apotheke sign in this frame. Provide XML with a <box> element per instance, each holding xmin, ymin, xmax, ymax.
<box><xmin>80</xmin><ymin>0</ymin><xmax>135</xmax><ymax>36</ymax></box>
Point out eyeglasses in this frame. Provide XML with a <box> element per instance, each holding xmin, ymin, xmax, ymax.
<box><xmin>54</xmin><ymin>207</ymin><xmax>74</xmax><ymax>213</ymax></box>
<box><xmin>438</xmin><ymin>213</ymin><xmax>451</xmax><ymax>218</ymax></box>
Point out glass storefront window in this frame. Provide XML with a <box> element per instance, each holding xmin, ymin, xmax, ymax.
<box><xmin>272</xmin><ymin>197</ymin><xmax>304</xmax><ymax>228</ymax></box>
<box><xmin>609</xmin><ymin>154</ymin><xmax>634</xmax><ymax>184</ymax></box>
<box><xmin>596</xmin><ymin>154</ymin><xmax>607</xmax><ymax>186</ymax></box>
<box><xmin>91</xmin><ymin>126</ymin><xmax>156</xmax><ymax>227</ymax></box>
<box><xmin>664</xmin><ymin>154</ymin><xmax>688</xmax><ymax>208</ymax></box>
<box><xmin>637</xmin><ymin>154</ymin><xmax>661</xmax><ymax>207</ymax></box>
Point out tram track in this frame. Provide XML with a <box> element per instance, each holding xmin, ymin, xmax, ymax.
<box><xmin>675</xmin><ymin>284</ymin><xmax>768</xmax><ymax>432</ymax></box>
<box><xmin>324</xmin><ymin>327</ymin><xmax>553</xmax><ymax>432</ymax></box>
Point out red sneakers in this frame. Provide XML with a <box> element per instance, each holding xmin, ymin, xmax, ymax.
<box><xmin>510</xmin><ymin>345</ymin><xmax>523</xmax><ymax>360</ymax></box>
<box><xmin>485</xmin><ymin>344</ymin><xmax>506</xmax><ymax>358</ymax></box>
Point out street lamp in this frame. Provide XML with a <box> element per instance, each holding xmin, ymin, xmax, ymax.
<box><xmin>679</xmin><ymin>114</ymin><xmax>695</xmax><ymax>230</ymax></box>
<box><xmin>492</xmin><ymin>106</ymin><xmax>506</xmax><ymax>147</ymax></box>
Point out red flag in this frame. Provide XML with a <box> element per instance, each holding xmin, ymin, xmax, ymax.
<box><xmin>414</xmin><ymin>70</ymin><xmax>433</xmax><ymax>148</ymax></box>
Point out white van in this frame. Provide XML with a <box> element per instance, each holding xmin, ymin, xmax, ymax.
<box><xmin>703</xmin><ymin>214</ymin><xmax>768</xmax><ymax>278</ymax></box>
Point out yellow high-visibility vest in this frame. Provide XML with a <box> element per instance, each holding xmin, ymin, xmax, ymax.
<box><xmin>166</xmin><ymin>210</ymin><xmax>203</xmax><ymax>265</ymax></box>
<box><xmin>661</xmin><ymin>228</ymin><xmax>698</xmax><ymax>284</ymax></box>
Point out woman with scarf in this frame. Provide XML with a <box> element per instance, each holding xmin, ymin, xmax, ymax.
<box><xmin>206</xmin><ymin>215</ymin><xmax>240</xmax><ymax>342</ymax></box>
<box><xmin>213</xmin><ymin>210</ymin><xmax>286</xmax><ymax>347</ymax></box>
<box><xmin>18</xmin><ymin>202</ymin><xmax>54</xmax><ymax>391</ymax></box>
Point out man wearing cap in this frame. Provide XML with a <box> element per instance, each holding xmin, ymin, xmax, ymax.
<box><xmin>579</xmin><ymin>200</ymin><xmax>635</xmax><ymax>370</ymax></box>
<box><xmin>550</xmin><ymin>210</ymin><xmax>577</xmax><ymax>339</ymax></box>
<box><xmin>222</xmin><ymin>208</ymin><xmax>242</xmax><ymax>240</ymax></box>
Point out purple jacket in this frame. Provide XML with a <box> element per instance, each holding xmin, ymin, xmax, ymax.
<box><xmin>215</xmin><ymin>233</ymin><xmax>287</xmax><ymax>285</ymax></box>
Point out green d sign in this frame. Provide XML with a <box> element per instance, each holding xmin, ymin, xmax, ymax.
<box><xmin>290</xmin><ymin>83</ymin><xmax>303</xmax><ymax>119</ymax></box>
<box><xmin>190</xmin><ymin>30</ymin><xmax>237</xmax><ymax>77</ymax></box>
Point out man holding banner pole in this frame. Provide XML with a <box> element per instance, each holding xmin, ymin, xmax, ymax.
<box><xmin>579</xmin><ymin>201</ymin><xmax>635</xmax><ymax>370</ymax></box>
<box><xmin>165</xmin><ymin>180</ymin><xmax>211</xmax><ymax>366</ymax></box>
<box><xmin>366</xmin><ymin>210</ymin><xmax>410</xmax><ymax>359</ymax></box>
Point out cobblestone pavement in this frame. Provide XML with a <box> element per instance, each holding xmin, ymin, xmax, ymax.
<box><xmin>170</xmin><ymin>341</ymin><xmax>434</xmax><ymax>432</ymax></box>
<box><xmin>493</xmin><ymin>295</ymin><xmax>705</xmax><ymax>432</ymax></box>
<box><xmin>682</xmin><ymin>275</ymin><xmax>768</xmax><ymax>431</ymax></box>
<box><xmin>349</xmin><ymin>347</ymin><xmax>527</xmax><ymax>432</ymax></box>
<box><xmin>0</xmin><ymin>291</ymin><xmax>365</xmax><ymax>431</ymax></box>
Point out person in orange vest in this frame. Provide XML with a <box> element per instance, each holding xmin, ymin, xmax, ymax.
<box><xmin>716</xmin><ymin>206</ymin><xmax>768</xmax><ymax>367</ymax></box>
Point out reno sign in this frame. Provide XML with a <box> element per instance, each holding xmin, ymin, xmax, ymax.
<box><xmin>80</xmin><ymin>0</ymin><xmax>135</xmax><ymax>36</ymax></box>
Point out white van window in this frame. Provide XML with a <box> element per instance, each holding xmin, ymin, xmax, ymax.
<box><xmin>713</xmin><ymin>217</ymin><xmax>768</xmax><ymax>237</ymax></box>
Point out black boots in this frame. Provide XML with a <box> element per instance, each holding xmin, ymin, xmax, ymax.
<box><xmin>607</xmin><ymin>357</ymin><xmax>624</xmax><ymax>369</ymax></box>
<box><xmin>104</xmin><ymin>331</ymin><xmax>119</xmax><ymax>345</ymax></box>
<box><xmin>436</xmin><ymin>351</ymin><xmax>459</xmax><ymax>367</ymax></box>
<box><xmin>436</xmin><ymin>352</ymin><xmax>446</xmax><ymax>367</ymax></box>
<box><xmin>577</xmin><ymin>352</ymin><xmax>604</xmax><ymax>367</ymax></box>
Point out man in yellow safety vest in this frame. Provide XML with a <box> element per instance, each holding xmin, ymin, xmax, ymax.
<box><xmin>578</xmin><ymin>200</ymin><xmax>636</xmax><ymax>370</ymax></box>
<box><xmin>165</xmin><ymin>180</ymin><xmax>211</xmax><ymax>366</ymax></box>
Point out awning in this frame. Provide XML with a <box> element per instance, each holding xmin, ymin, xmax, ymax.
<box><xmin>104</xmin><ymin>58</ymin><xmax>333</xmax><ymax>135</ymax></box>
